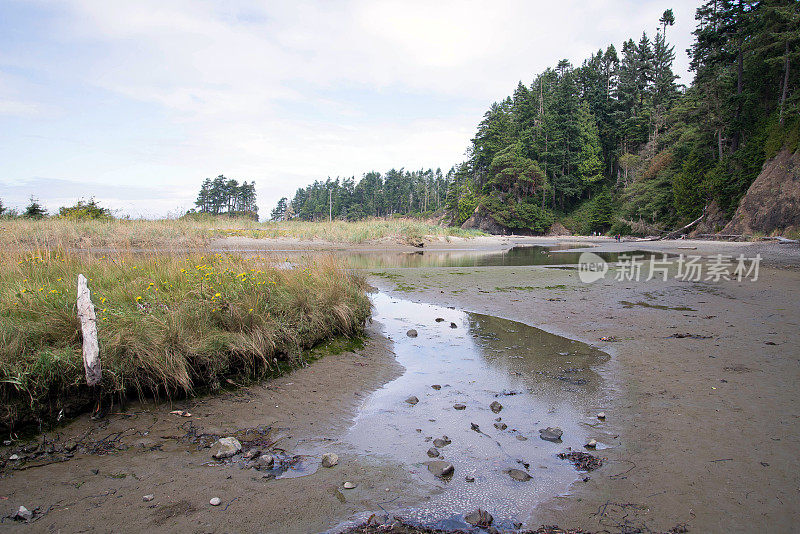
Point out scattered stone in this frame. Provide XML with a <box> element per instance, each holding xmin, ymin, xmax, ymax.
<box><xmin>435</xmin><ymin>318</ymin><xmax>445</xmax><ymax>323</ymax></box>
<box><xmin>539</xmin><ymin>427</ymin><xmax>563</xmax><ymax>442</ymax></box>
<box><xmin>470</xmin><ymin>422</ymin><xmax>480</xmax><ymax>432</ymax></box>
<box><xmin>243</xmin><ymin>449</ymin><xmax>261</xmax><ymax>460</ymax></box>
<box><xmin>585</xmin><ymin>439</ymin><xmax>598</xmax><ymax>449</ymax></box>
<box><xmin>465</xmin><ymin>475</ymin><xmax>475</xmax><ymax>482</ymax></box>
<box><xmin>211</xmin><ymin>437</ymin><xmax>242</xmax><ymax>459</ymax></box>
<box><xmin>558</xmin><ymin>451</ymin><xmax>603</xmax><ymax>471</ymax></box>
<box><xmin>9</xmin><ymin>454</ymin><xmax>20</xmax><ymax>460</ymax></box>
<box><xmin>464</xmin><ymin>508</ymin><xmax>493</xmax><ymax>528</ymax></box>
<box><xmin>453</xmin><ymin>403</ymin><xmax>467</xmax><ymax>410</ymax></box>
<box><xmin>507</xmin><ymin>468</ymin><xmax>532</xmax><ymax>482</ymax></box>
<box><xmin>432</xmin><ymin>436</ymin><xmax>451</xmax><ymax>448</ymax></box>
<box><xmin>494</xmin><ymin>422</ymin><xmax>508</xmax><ymax>430</ymax></box>
<box><xmin>12</xmin><ymin>506</ymin><xmax>33</xmax><ymax>522</ymax></box>
<box><xmin>597</xmin><ymin>412</ymin><xmax>606</xmax><ymax>420</ymax></box>
<box><xmin>343</xmin><ymin>481</ymin><xmax>356</xmax><ymax>489</ymax></box>
<box><xmin>431</xmin><ymin>384</ymin><xmax>441</xmax><ymax>390</ymax></box>
<box><xmin>321</xmin><ymin>453</ymin><xmax>339</xmax><ymax>468</ymax></box>
<box><xmin>209</xmin><ymin>497</ymin><xmax>221</xmax><ymax>506</ymax></box>
<box><xmin>495</xmin><ymin>417</ymin><xmax>502</xmax><ymax>421</ymax></box>
<box><xmin>489</xmin><ymin>401</ymin><xmax>503</xmax><ymax>413</ymax></box>
<box><xmin>143</xmin><ymin>494</ymin><xmax>154</xmax><ymax>502</ymax></box>
<box><xmin>427</xmin><ymin>447</ymin><xmax>440</xmax><ymax>458</ymax></box>
<box><xmin>406</xmin><ymin>329</ymin><xmax>418</xmax><ymax>338</ymax></box>
<box><xmin>258</xmin><ymin>454</ymin><xmax>275</xmax><ymax>468</ymax></box>
<box><xmin>449</xmin><ymin>322</ymin><xmax>458</xmax><ymax>329</ymax></box>
<box><xmin>405</xmin><ymin>396</ymin><xmax>419</xmax><ymax>405</ymax></box>
<box><xmin>427</xmin><ymin>460</ymin><xmax>454</xmax><ymax>478</ymax></box>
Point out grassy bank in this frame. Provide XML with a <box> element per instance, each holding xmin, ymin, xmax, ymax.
<box><xmin>0</xmin><ymin>251</ymin><xmax>370</xmax><ymax>430</ymax></box>
<box><xmin>0</xmin><ymin>217</ymin><xmax>482</xmax><ymax>250</ymax></box>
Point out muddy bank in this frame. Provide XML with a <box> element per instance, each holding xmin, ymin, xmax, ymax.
<box><xmin>0</xmin><ymin>325</ymin><xmax>424</xmax><ymax>533</ymax></box>
<box><xmin>369</xmin><ymin>240</ymin><xmax>800</xmax><ymax>533</ymax></box>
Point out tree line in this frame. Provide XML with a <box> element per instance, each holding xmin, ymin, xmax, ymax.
<box><xmin>191</xmin><ymin>175</ymin><xmax>258</xmax><ymax>218</ymax></box>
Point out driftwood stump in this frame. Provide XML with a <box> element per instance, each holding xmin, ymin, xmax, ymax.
<box><xmin>77</xmin><ymin>274</ymin><xmax>102</xmax><ymax>386</ymax></box>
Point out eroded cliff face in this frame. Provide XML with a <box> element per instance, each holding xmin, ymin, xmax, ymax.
<box><xmin>723</xmin><ymin>148</ymin><xmax>800</xmax><ymax>235</ymax></box>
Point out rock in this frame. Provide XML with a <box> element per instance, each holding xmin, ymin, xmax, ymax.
<box><xmin>453</xmin><ymin>403</ymin><xmax>466</xmax><ymax>410</ymax></box>
<box><xmin>435</xmin><ymin>318</ymin><xmax>445</xmax><ymax>322</ymax></box>
<box><xmin>495</xmin><ymin>417</ymin><xmax>502</xmax><ymax>421</ymax></box>
<box><xmin>427</xmin><ymin>447</ymin><xmax>440</xmax><ymax>458</ymax></box>
<box><xmin>209</xmin><ymin>497</ymin><xmax>221</xmax><ymax>506</ymax></box>
<box><xmin>470</xmin><ymin>422</ymin><xmax>480</xmax><ymax>432</ymax></box>
<box><xmin>9</xmin><ymin>454</ymin><xmax>20</xmax><ymax>460</ymax></box>
<box><xmin>465</xmin><ymin>475</ymin><xmax>475</xmax><ymax>482</ymax></box>
<box><xmin>494</xmin><ymin>422</ymin><xmax>508</xmax><ymax>430</ymax></box>
<box><xmin>321</xmin><ymin>453</ymin><xmax>339</xmax><ymax>468</ymax></box>
<box><xmin>405</xmin><ymin>396</ymin><xmax>419</xmax><ymax>405</ymax></box>
<box><xmin>64</xmin><ymin>440</ymin><xmax>77</xmax><ymax>452</ymax></box>
<box><xmin>539</xmin><ymin>427</ymin><xmax>563</xmax><ymax>442</ymax></box>
<box><xmin>449</xmin><ymin>322</ymin><xmax>458</xmax><ymax>329</ymax></box>
<box><xmin>12</xmin><ymin>506</ymin><xmax>33</xmax><ymax>521</ymax></box>
<box><xmin>257</xmin><ymin>454</ymin><xmax>275</xmax><ymax>468</ymax></box>
<box><xmin>597</xmin><ymin>412</ymin><xmax>606</xmax><ymax>420</ymax></box>
<box><xmin>516</xmin><ymin>435</ymin><xmax>528</xmax><ymax>441</ymax></box>
<box><xmin>427</xmin><ymin>460</ymin><xmax>454</xmax><ymax>478</ymax></box>
<box><xmin>507</xmin><ymin>468</ymin><xmax>532</xmax><ymax>482</ymax></box>
<box><xmin>211</xmin><ymin>437</ymin><xmax>242</xmax><ymax>459</ymax></box>
<box><xmin>243</xmin><ymin>449</ymin><xmax>260</xmax><ymax>460</ymax></box>
<box><xmin>143</xmin><ymin>494</ymin><xmax>154</xmax><ymax>502</ymax></box>
<box><xmin>464</xmin><ymin>508</ymin><xmax>493</xmax><ymax>528</ymax></box>
<box><xmin>489</xmin><ymin>401</ymin><xmax>503</xmax><ymax>413</ymax></box>
<box><xmin>431</xmin><ymin>384</ymin><xmax>441</xmax><ymax>390</ymax></box>
<box><xmin>406</xmin><ymin>329</ymin><xmax>418</xmax><ymax>338</ymax></box>
<box><xmin>585</xmin><ymin>439</ymin><xmax>598</xmax><ymax>449</ymax></box>
<box><xmin>432</xmin><ymin>436</ymin><xmax>451</xmax><ymax>448</ymax></box>
<box><xmin>343</xmin><ymin>481</ymin><xmax>356</xmax><ymax>489</ymax></box>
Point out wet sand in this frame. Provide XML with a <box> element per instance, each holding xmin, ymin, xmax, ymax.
<box><xmin>2</xmin><ymin>236</ymin><xmax>799</xmax><ymax>533</ymax></box>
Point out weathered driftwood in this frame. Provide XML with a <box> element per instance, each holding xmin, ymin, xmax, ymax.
<box><xmin>77</xmin><ymin>274</ymin><xmax>102</xmax><ymax>386</ymax></box>
<box><xmin>660</xmin><ymin>213</ymin><xmax>705</xmax><ymax>240</ymax></box>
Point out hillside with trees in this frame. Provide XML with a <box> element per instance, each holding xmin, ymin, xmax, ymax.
<box><xmin>275</xmin><ymin>1</ymin><xmax>799</xmax><ymax>236</ymax></box>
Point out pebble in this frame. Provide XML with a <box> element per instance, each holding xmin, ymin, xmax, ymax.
<box><xmin>343</xmin><ymin>481</ymin><xmax>356</xmax><ymax>489</ymax></box>
<box><xmin>490</xmin><ymin>401</ymin><xmax>503</xmax><ymax>413</ymax></box>
<box><xmin>464</xmin><ymin>508</ymin><xmax>493</xmax><ymax>527</ymax></box>
<box><xmin>12</xmin><ymin>506</ymin><xmax>33</xmax><ymax>522</ymax></box>
<box><xmin>597</xmin><ymin>412</ymin><xmax>606</xmax><ymax>420</ymax></box>
<box><xmin>427</xmin><ymin>447</ymin><xmax>440</xmax><ymax>458</ymax></box>
<box><xmin>516</xmin><ymin>435</ymin><xmax>528</xmax><ymax>441</ymax></box>
<box><xmin>406</xmin><ymin>329</ymin><xmax>418</xmax><ymax>338</ymax></box>
<box><xmin>494</xmin><ymin>422</ymin><xmax>508</xmax><ymax>430</ymax></box>
<box><xmin>470</xmin><ymin>422</ymin><xmax>480</xmax><ymax>432</ymax></box>
<box><xmin>243</xmin><ymin>449</ymin><xmax>260</xmax><ymax>460</ymax></box>
<box><xmin>585</xmin><ymin>439</ymin><xmax>598</xmax><ymax>449</ymax></box>
<box><xmin>453</xmin><ymin>403</ymin><xmax>467</xmax><ymax>410</ymax></box>
<box><xmin>427</xmin><ymin>460</ymin><xmax>454</xmax><ymax>478</ymax></box>
<box><xmin>435</xmin><ymin>318</ymin><xmax>445</xmax><ymax>323</ymax></box>
<box><xmin>211</xmin><ymin>437</ymin><xmax>242</xmax><ymax>459</ymax></box>
<box><xmin>507</xmin><ymin>468</ymin><xmax>532</xmax><ymax>482</ymax></box>
<box><xmin>431</xmin><ymin>384</ymin><xmax>441</xmax><ymax>390</ymax></box>
<box><xmin>405</xmin><ymin>396</ymin><xmax>419</xmax><ymax>405</ymax></box>
<box><xmin>209</xmin><ymin>497</ymin><xmax>221</xmax><ymax>506</ymax></box>
<box><xmin>321</xmin><ymin>452</ymin><xmax>339</xmax><ymax>468</ymax></box>
<box><xmin>539</xmin><ymin>427</ymin><xmax>563</xmax><ymax>442</ymax></box>
<box><xmin>9</xmin><ymin>454</ymin><xmax>19</xmax><ymax>460</ymax></box>
<box><xmin>465</xmin><ymin>475</ymin><xmax>475</xmax><ymax>482</ymax></box>
<box><xmin>143</xmin><ymin>494</ymin><xmax>154</xmax><ymax>502</ymax></box>
<box><xmin>258</xmin><ymin>454</ymin><xmax>275</xmax><ymax>468</ymax></box>
<box><xmin>449</xmin><ymin>322</ymin><xmax>458</xmax><ymax>329</ymax></box>
<box><xmin>432</xmin><ymin>436</ymin><xmax>451</xmax><ymax>448</ymax></box>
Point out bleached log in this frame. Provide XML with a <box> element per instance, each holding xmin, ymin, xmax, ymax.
<box><xmin>77</xmin><ymin>274</ymin><xmax>102</xmax><ymax>386</ymax></box>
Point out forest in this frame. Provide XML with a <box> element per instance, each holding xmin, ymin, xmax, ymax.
<box><xmin>276</xmin><ymin>1</ymin><xmax>799</xmax><ymax>235</ymax></box>
<box><xmin>192</xmin><ymin>175</ymin><xmax>259</xmax><ymax>219</ymax></box>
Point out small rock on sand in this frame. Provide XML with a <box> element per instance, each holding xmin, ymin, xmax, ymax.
<box><xmin>431</xmin><ymin>384</ymin><xmax>442</xmax><ymax>390</ymax></box>
<box><xmin>427</xmin><ymin>447</ymin><xmax>440</xmax><ymax>458</ymax></box>
<box><xmin>470</xmin><ymin>422</ymin><xmax>480</xmax><ymax>432</ymax></box>
<box><xmin>597</xmin><ymin>412</ymin><xmax>606</xmax><ymax>420</ymax></box>
<box><xmin>9</xmin><ymin>454</ymin><xmax>19</xmax><ymax>461</ymax></box>
<box><xmin>539</xmin><ymin>427</ymin><xmax>563</xmax><ymax>442</ymax></box>
<box><xmin>427</xmin><ymin>461</ymin><xmax>454</xmax><ymax>478</ymax></box>
<box><xmin>490</xmin><ymin>401</ymin><xmax>503</xmax><ymax>413</ymax></box>
<box><xmin>450</xmin><ymin>322</ymin><xmax>458</xmax><ymax>329</ymax></box>
<box><xmin>209</xmin><ymin>497</ymin><xmax>221</xmax><ymax>506</ymax></box>
<box><xmin>464</xmin><ymin>508</ymin><xmax>493</xmax><ymax>527</ymax></box>
<box><xmin>321</xmin><ymin>453</ymin><xmax>339</xmax><ymax>468</ymax></box>
<box><xmin>435</xmin><ymin>318</ymin><xmax>445</xmax><ymax>322</ymax></box>
<box><xmin>258</xmin><ymin>454</ymin><xmax>275</xmax><ymax>468</ymax></box>
<box><xmin>143</xmin><ymin>494</ymin><xmax>154</xmax><ymax>502</ymax></box>
<box><xmin>406</xmin><ymin>329</ymin><xmax>418</xmax><ymax>337</ymax></box>
<box><xmin>453</xmin><ymin>403</ymin><xmax>467</xmax><ymax>410</ymax></box>
<box><xmin>516</xmin><ymin>435</ymin><xmax>528</xmax><ymax>441</ymax></box>
<box><xmin>211</xmin><ymin>437</ymin><xmax>242</xmax><ymax>459</ymax></box>
<box><xmin>494</xmin><ymin>422</ymin><xmax>508</xmax><ymax>430</ymax></box>
<box><xmin>343</xmin><ymin>481</ymin><xmax>356</xmax><ymax>489</ymax></box>
<box><xmin>465</xmin><ymin>475</ymin><xmax>475</xmax><ymax>482</ymax></box>
<box><xmin>507</xmin><ymin>468</ymin><xmax>532</xmax><ymax>482</ymax></box>
<box><xmin>405</xmin><ymin>396</ymin><xmax>419</xmax><ymax>405</ymax></box>
<box><xmin>585</xmin><ymin>439</ymin><xmax>598</xmax><ymax>449</ymax></box>
<box><xmin>432</xmin><ymin>436</ymin><xmax>451</xmax><ymax>448</ymax></box>
<box><xmin>12</xmin><ymin>506</ymin><xmax>33</xmax><ymax>522</ymax></box>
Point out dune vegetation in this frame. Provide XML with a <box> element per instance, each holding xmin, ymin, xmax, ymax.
<box><xmin>0</xmin><ymin>249</ymin><xmax>371</xmax><ymax>430</ymax></box>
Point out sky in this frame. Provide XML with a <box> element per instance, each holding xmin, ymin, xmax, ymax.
<box><xmin>0</xmin><ymin>0</ymin><xmax>701</xmax><ymax>218</ymax></box>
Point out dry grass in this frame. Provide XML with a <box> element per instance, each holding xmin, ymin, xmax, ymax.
<box><xmin>0</xmin><ymin>216</ymin><xmax>482</xmax><ymax>250</ymax></box>
<box><xmin>0</xmin><ymin>250</ymin><xmax>370</xmax><ymax>430</ymax></box>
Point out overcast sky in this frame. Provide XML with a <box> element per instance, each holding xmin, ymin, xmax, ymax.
<box><xmin>0</xmin><ymin>0</ymin><xmax>701</xmax><ymax>218</ymax></box>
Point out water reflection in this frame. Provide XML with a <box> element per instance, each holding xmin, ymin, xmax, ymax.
<box><xmin>343</xmin><ymin>293</ymin><xmax>609</xmax><ymax>528</ymax></box>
